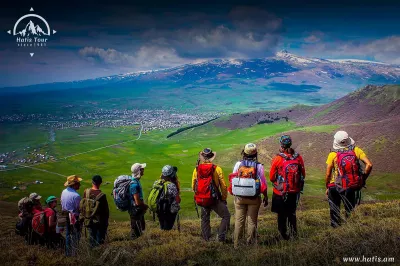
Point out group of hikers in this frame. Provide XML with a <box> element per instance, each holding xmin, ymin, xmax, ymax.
<box><xmin>15</xmin><ymin>130</ymin><xmax>373</xmax><ymax>254</ymax></box>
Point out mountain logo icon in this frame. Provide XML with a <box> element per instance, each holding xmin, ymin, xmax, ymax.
<box><xmin>17</xmin><ymin>20</ymin><xmax>50</xmax><ymax>37</ymax></box>
<box><xmin>7</xmin><ymin>8</ymin><xmax>57</xmax><ymax>54</ymax></box>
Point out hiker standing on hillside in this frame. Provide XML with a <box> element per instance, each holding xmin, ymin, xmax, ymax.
<box><xmin>129</xmin><ymin>163</ymin><xmax>148</xmax><ymax>239</ymax></box>
<box><xmin>270</xmin><ymin>135</ymin><xmax>305</xmax><ymax>240</ymax></box>
<box><xmin>80</xmin><ymin>175</ymin><xmax>109</xmax><ymax>248</ymax></box>
<box><xmin>61</xmin><ymin>175</ymin><xmax>83</xmax><ymax>256</ymax></box>
<box><xmin>325</xmin><ymin>131</ymin><xmax>373</xmax><ymax>227</ymax></box>
<box><xmin>44</xmin><ymin>196</ymin><xmax>65</xmax><ymax>249</ymax></box>
<box><xmin>16</xmin><ymin>193</ymin><xmax>43</xmax><ymax>245</ymax></box>
<box><xmin>229</xmin><ymin>143</ymin><xmax>268</xmax><ymax>249</ymax></box>
<box><xmin>149</xmin><ymin>165</ymin><xmax>181</xmax><ymax>230</ymax></box>
<box><xmin>192</xmin><ymin>148</ymin><xmax>231</xmax><ymax>242</ymax></box>
<box><xmin>30</xmin><ymin>193</ymin><xmax>43</xmax><ymax>213</ymax></box>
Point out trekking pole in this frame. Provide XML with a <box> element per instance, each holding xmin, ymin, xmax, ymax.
<box><xmin>177</xmin><ymin>212</ymin><xmax>181</xmax><ymax>233</ymax></box>
<box><xmin>194</xmin><ymin>200</ymin><xmax>200</xmax><ymax>218</ymax></box>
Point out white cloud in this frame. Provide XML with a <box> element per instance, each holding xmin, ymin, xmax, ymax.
<box><xmin>302</xmin><ymin>35</ymin><xmax>400</xmax><ymax>64</ymax></box>
<box><xmin>78</xmin><ymin>45</ymin><xmax>188</xmax><ymax>69</ymax></box>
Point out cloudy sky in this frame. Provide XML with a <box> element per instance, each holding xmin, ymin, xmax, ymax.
<box><xmin>0</xmin><ymin>0</ymin><xmax>399</xmax><ymax>87</ymax></box>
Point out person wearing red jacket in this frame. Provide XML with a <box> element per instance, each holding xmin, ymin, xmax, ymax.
<box><xmin>270</xmin><ymin>135</ymin><xmax>305</xmax><ymax>240</ymax></box>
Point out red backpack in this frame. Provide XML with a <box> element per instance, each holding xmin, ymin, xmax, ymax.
<box><xmin>275</xmin><ymin>153</ymin><xmax>304</xmax><ymax>194</ymax></box>
<box><xmin>32</xmin><ymin>211</ymin><xmax>47</xmax><ymax>236</ymax></box>
<box><xmin>335</xmin><ymin>147</ymin><xmax>363</xmax><ymax>192</ymax></box>
<box><xmin>194</xmin><ymin>164</ymin><xmax>217</xmax><ymax>207</ymax></box>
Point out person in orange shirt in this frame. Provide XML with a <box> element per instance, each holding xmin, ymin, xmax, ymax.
<box><xmin>325</xmin><ymin>131</ymin><xmax>372</xmax><ymax>227</ymax></box>
<box><xmin>270</xmin><ymin>135</ymin><xmax>305</xmax><ymax>240</ymax></box>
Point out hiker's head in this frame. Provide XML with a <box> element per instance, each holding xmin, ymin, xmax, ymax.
<box><xmin>45</xmin><ymin>196</ymin><xmax>57</xmax><ymax>208</ymax></box>
<box><xmin>161</xmin><ymin>165</ymin><xmax>177</xmax><ymax>180</ymax></box>
<box><xmin>199</xmin><ymin>148</ymin><xmax>216</xmax><ymax>163</ymax></box>
<box><xmin>242</xmin><ymin>143</ymin><xmax>257</xmax><ymax>160</ymax></box>
<box><xmin>280</xmin><ymin>135</ymin><xmax>292</xmax><ymax>149</ymax></box>
<box><xmin>29</xmin><ymin>192</ymin><xmax>42</xmax><ymax>204</ymax></box>
<box><xmin>92</xmin><ymin>175</ymin><xmax>103</xmax><ymax>187</ymax></box>
<box><xmin>131</xmin><ymin>163</ymin><xmax>146</xmax><ymax>178</ymax></box>
<box><xmin>64</xmin><ymin>175</ymin><xmax>82</xmax><ymax>190</ymax></box>
<box><xmin>333</xmin><ymin>131</ymin><xmax>355</xmax><ymax>150</ymax></box>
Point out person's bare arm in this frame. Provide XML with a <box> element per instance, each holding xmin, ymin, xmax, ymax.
<box><xmin>133</xmin><ymin>193</ymin><xmax>143</xmax><ymax>206</ymax></box>
<box><xmin>48</xmin><ymin>215</ymin><xmax>56</xmax><ymax>228</ymax></box>
<box><xmin>325</xmin><ymin>164</ymin><xmax>333</xmax><ymax>196</ymax></box>
<box><xmin>360</xmin><ymin>156</ymin><xmax>373</xmax><ymax>179</ymax></box>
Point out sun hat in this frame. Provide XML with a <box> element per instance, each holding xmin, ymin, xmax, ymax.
<box><xmin>29</xmin><ymin>192</ymin><xmax>42</xmax><ymax>200</ymax></box>
<box><xmin>280</xmin><ymin>135</ymin><xmax>292</xmax><ymax>148</ymax></box>
<box><xmin>244</xmin><ymin>143</ymin><xmax>257</xmax><ymax>155</ymax></box>
<box><xmin>45</xmin><ymin>196</ymin><xmax>57</xmax><ymax>204</ymax></box>
<box><xmin>199</xmin><ymin>148</ymin><xmax>216</xmax><ymax>162</ymax></box>
<box><xmin>64</xmin><ymin>175</ymin><xmax>83</xmax><ymax>187</ymax></box>
<box><xmin>131</xmin><ymin>163</ymin><xmax>146</xmax><ymax>176</ymax></box>
<box><xmin>333</xmin><ymin>131</ymin><xmax>355</xmax><ymax>150</ymax></box>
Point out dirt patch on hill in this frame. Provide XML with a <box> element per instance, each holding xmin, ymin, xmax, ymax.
<box><xmin>214</xmin><ymin>108</ymin><xmax>311</xmax><ymax>130</ymax></box>
<box><xmin>257</xmin><ymin>117</ymin><xmax>400</xmax><ymax>173</ymax></box>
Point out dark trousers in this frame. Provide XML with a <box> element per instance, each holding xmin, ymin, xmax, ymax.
<box><xmin>65</xmin><ymin>222</ymin><xmax>81</xmax><ymax>257</ymax></box>
<box><xmin>271</xmin><ymin>193</ymin><xmax>299</xmax><ymax>240</ymax></box>
<box><xmin>88</xmin><ymin>223</ymin><xmax>108</xmax><ymax>248</ymax></box>
<box><xmin>129</xmin><ymin>214</ymin><xmax>145</xmax><ymax>239</ymax></box>
<box><xmin>46</xmin><ymin>232</ymin><xmax>65</xmax><ymax>249</ymax></box>
<box><xmin>328</xmin><ymin>187</ymin><xmax>357</xmax><ymax>227</ymax></box>
<box><xmin>158</xmin><ymin>212</ymin><xmax>177</xmax><ymax>230</ymax></box>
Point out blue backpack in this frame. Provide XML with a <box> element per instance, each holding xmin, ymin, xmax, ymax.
<box><xmin>112</xmin><ymin>175</ymin><xmax>134</xmax><ymax>211</ymax></box>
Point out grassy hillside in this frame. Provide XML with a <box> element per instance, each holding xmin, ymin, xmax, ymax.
<box><xmin>1</xmin><ymin>84</ymin><xmax>399</xmax><ymax>221</ymax></box>
<box><xmin>0</xmin><ymin>200</ymin><xmax>399</xmax><ymax>265</ymax></box>
<box><xmin>0</xmin><ymin>121</ymin><xmax>296</xmax><ymax>220</ymax></box>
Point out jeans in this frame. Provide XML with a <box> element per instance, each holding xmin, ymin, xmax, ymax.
<box><xmin>234</xmin><ymin>196</ymin><xmax>261</xmax><ymax>248</ymax></box>
<box><xmin>200</xmin><ymin>200</ymin><xmax>231</xmax><ymax>241</ymax></box>
<box><xmin>328</xmin><ymin>187</ymin><xmax>357</xmax><ymax>227</ymax></box>
<box><xmin>65</xmin><ymin>222</ymin><xmax>81</xmax><ymax>256</ymax></box>
<box><xmin>88</xmin><ymin>223</ymin><xmax>108</xmax><ymax>248</ymax></box>
<box><xmin>158</xmin><ymin>212</ymin><xmax>177</xmax><ymax>230</ymax></box>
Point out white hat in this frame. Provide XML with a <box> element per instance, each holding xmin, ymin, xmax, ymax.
<box><xmin>29</xmin><ymin>192</ymin><xmax>42</xmax><ymax>200</ymax></box>
<box><xmin>333</xmin><ymin>131</ymin><xmax>355</xmax><ymax>150</ymax></box>
<box><xmin>131</xmin><ymin>163</ymin><xmax>146</xmax><ymax>176</ymax></box>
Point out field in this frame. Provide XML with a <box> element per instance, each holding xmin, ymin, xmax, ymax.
<box><xmin>1</xmin><ymin>120</ymin><xmax>399</xmax><ymax>222</ymax></box>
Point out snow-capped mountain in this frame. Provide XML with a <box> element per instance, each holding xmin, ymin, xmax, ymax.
<box><xmin>1</xmin><ymin>51</ymin><xmax>399</xmax><ymax>97</ymax></box>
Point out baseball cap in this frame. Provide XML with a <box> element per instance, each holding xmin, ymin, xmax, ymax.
<box><xmin>280</xmin><ymin>135</ymin><xmax>292</xmax><ymax>148</ymax></box>
<box><xmin>45</xmin><ymin>196</ymin><xmax>57</xmax><ymax>204</ymax></box>
<box><xmin>29</xmin><ymin>192</ymin><xmax>42</xmax><ymax>200</ymax></box>
<box><xmin>131</xmin><ymin>163</ymin><xmax>146</xmax><ymax>176</ymax></box>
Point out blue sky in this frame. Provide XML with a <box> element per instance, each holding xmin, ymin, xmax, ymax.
<box><xmin>0</xmin><ymin>0</ymin><xmax>399</xmax><ymax>87</ymax></box>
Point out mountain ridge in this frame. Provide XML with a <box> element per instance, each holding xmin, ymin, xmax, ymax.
<box><xmin>1</xmin><ymin>51</ymin><xmax>399</xmax><ymax>93</ymax></box>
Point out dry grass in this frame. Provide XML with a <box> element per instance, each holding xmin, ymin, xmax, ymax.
<box><xmin>1</xmin><ymin>201</ymin><xmax>399</xmax><ymax>266</ymax></box>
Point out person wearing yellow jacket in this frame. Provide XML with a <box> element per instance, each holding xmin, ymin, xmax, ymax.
<box><xmin>192</xmin><ymin>148</ymin><xmax>231</xmax><ymax>242</ymax></box>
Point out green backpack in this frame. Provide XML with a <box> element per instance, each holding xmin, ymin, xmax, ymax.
<box><xmin>79</xmin><ymin>189</ymin><xmax>104</xmax><ymax>227</ymax></box>
<box><xmin>148</xmin><ymin>180</ymin><xmax>170</xmax><ymax>213</ymax></box>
